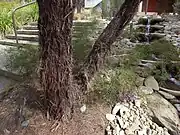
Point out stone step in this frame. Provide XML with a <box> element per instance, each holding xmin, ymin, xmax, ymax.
<box><xmin>6</xmin><ymin>34</ymin><xmax>39</xmax><ymax>42</ymax></box>
<box><xmin>0</xmin><ymin>39</ymin><xmax>38</xmax><ymax>46</ymax></box>
<box><xmin>138</xmin><ymin>32</ymin><xmax>166</xmax><ymax>37</ymax></box>
<box><xmin>23</xmin><ymin>25</ymin><xmax>38</xmax><ymax>30</ymax></box>
<box><xmin>136</xmin><ymin>24</ymin><xmax>164</xmax><ymax>29</ymax></box>
<box><xmin>135</xmin><ymin>25</ymin><xmax>165</xmax><ymax>33</ymax></box>
<box><xmin>0</xmin><ymin>37</ymin><xmax>80</xmax><ymax>47</ymax></box>
<box><xmin>23</xmin><ymin>24</ymin><xmax>94</xmax><ymax>31</ymax></box>
<box><xmin>137</xmin><ymin>32</ymin><xmax>166</xmax><ymax>42</ymax></box>
<box><xmin>16</xmin><ymin>29</ymin><xmax>84</xmax><ymax>36</ymax></box>
<box><xmin>29</xmin><ymin>20</ymin><xmax>93</xmax><ymax>27</ymax></box>
<box><xmin>137</xmin><ymin>17</ymin><xmax>165</xmax><ymax>25</ymax></box>
<box><xmin>17</xmin><ymin>29</ymin><xmax>39</xmax><ymax>35</ymax></box>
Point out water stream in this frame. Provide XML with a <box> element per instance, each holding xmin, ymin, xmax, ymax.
<box><xmin>145</xmin><ymin>17</ymin><xmax>151</xmax><ymax>44</ymax></box>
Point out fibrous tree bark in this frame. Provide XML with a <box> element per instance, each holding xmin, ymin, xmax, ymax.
<box><xmin>78</xmin><ymin>0</ymin><xmax>142</xmax><ymax>90</ymax></box>
<box><xmin>37</xmin><ymin>0</ymin><xmax>76</xmax><ymax>120</ymax></box>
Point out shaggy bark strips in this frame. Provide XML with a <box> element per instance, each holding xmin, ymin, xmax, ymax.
<box><xmin>37</xmin><ymin>0</ymin><xmax>75</xmax><ymax>120</ymax></box>
<box><xmin>78</xmin><ymin>0</ymin><xmax>142</xmax><ymax>88</ymax></box>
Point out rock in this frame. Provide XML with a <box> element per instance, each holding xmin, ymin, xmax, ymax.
<box><xmin>106</xmin><ymin>114</ymin><xmax>116</xmax><ymax>122</ymax></box>
<box><xmin>170</xmin><ymin>99</ymin><xmax>180</xmax><ymax>104</ymax></box>
<box><xmin>119</xmin><ymin>130</ymin><xmax>125</xmax><ymax>135</ymax></box>
<box><xmin>112</xmin><ymin>103</ymin><xmax>129</xmax><ymax>116</ymax></box>
<box><xmin>144</xmin><ymin>76</ymin><xmax>159</xmax><ymax>91</ymax></box>
<box><xmin>138</xmin><ymin>86</ymin><xmax>153</xmax><ymax>95</ymax></box>
<box><xmin>4</xmin><ymin>129</ymin><xmax>10</xmax><ymax>134</ymax></box>
<box><xmin>106</xmin><ymin>126</ymin><xmax>112</xmax><ymax>135</ymax></box>
<box><xmin>134</xmin><ymin>99</ymin><xmax>141</xmax><ymax>108</ymax></box>
<box><xmin>160</xmin><ymin>87</ymin><xmax>180</xmax><ymax>97</ymax></box>
<box><xmin>80</xmin><ymin>104</ymin><xmax>86</xmax><ymax>113</ymax></box>
<box><xmin>158</xmin><ymin>90</ymin><xmax>176</xmax><ymax>100</ymax></box>
<box><xmin>21</xmin><ymin>120</ymin><xmax>29</xmax><ymax>128</ymax></box>
<box><xmin>174</xmin><ymin>104</ymin><xmax>180</xmax><ymax>112</ymax></box>
<box><xmin>147</xmin><ymin>93</ymin><xmax>180</xmax><ymax>135</ymax></box>
<box><xmin>135</xmin><ymin>77</ymin><xmax>145</xmax><ymax>87</ymax></box>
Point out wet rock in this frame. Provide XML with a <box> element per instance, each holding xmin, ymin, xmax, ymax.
<box><xmin>144</xmin><ymin>76</ymin><xmax>159</xmax><ymax>91</ymax></box>
<box><xmin>170</xmin><ymin>99</ymin><xmax>180</xmax><ymax>104</ymax></box>
<box><xmin>174</xmin><ymin>104</ymin><xmax>180</xmax><ymax>112</ymax></box>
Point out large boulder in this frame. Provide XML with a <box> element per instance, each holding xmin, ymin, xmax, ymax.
<box><xmin>144</xmin><ymin>76</ymin><xmax>159</xmax><ymax>91</ymax></box>
<box><xmin>147</xmin><ymin>93</ymin><xmax>180</xmax><ymax>135</ymax></box>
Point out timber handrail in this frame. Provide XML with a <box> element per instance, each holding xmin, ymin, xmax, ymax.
<box><xmin>12</xmin><ymin>1</ymin><xmax>36</xmax><ymax>44</ymax></box>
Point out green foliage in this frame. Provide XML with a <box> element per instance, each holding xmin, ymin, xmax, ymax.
<box><xmin>72</xmin><ymin>20</ymin><xmax>98</xmax><ymax>63</ymax></box>
<box><xmin>0</xmin><ymin>1</ymin><xmax>18</xmax><ymax>35</ymax></box>
<box><xmin>0</xmin><ymin>1</ymin><xmax>38</xmax><ymax>35</ymax></box>
<box><xmin>150</xmin><ymin>40</ymin><xmax>180</xmax><ymax>61</ymax></box>
<box><xmin>92</xmin><ymin>68</ymin><xmax>137</xmax><ymax>104</ymax></box>
<box><xmin>5</xmin><ymin>46</ymin><xmax>39</xmax><ymax>77</ymax></box>
<box><xmin>15</xmin><ymin>4</ymin><xmax>38</xmax><ymax>27</ymax></box>
<box><xmin>0</xmin><ymin>8</ymin><xmax>12</xmax><ymax>35</ymax></box>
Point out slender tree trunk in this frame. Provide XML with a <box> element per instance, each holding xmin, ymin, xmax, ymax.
<box><xmin>37</xmin><ymin>0</ymin><xmax>76</xmax><ymax>120</ymax></box>
<box><xmin>77</xmin><ymin>0</ymin><xmax>84</xmax><ymax>13</ymax></box>
<box><xmin>78</xmin><ymin>0</ymin><xmax>142</xmax><ymax>90</ymax></box>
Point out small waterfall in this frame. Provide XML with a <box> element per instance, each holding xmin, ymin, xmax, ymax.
<box><xmin>145</xmin><ymin>17</ymin><xmax>151</xmax><ymax>43</ymax></box>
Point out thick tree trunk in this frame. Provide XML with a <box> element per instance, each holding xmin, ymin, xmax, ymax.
<box><xmin>37</xmin><ymin>0</ymin><xmax>76</xmax><ymax>120</ymax></box>
<box><xmin>78</xmin><ymin>0</ymin><xmax>142</xmax><ymax>89</ymax></box>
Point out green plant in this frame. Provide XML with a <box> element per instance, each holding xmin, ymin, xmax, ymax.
<box><xmin>0</xmin><ymin>1</ymin><xmax>18</xmax><ymax>35</ymax></box>
<box><xmin>150</xmin><ymin>39</ymin><xmax>180</xmax><ymax>61</ymax></box>
<box><xmin>0</xmin><ymin>1</ymin><xmax>38</xmax><ymax>35</ymax></box>
<box><xmin>92</xmin><ymin>68</ymin><xmax>137</xmax><ymax>104</ymax></box>
<box><xmin>16</xmin><ymin>4</ymin><xmax>39</xmax><ymax>27</ymax></box>
<box><xmin>0</xmin><ymin>8</ymin><xmax>12</xmax><ymax>35</ymax></box>
<box><xmin>5</xmin><ymin>45</ymin><xmax>39</xmax><ymax>77</ymax></box>
<box><xmin>72</xmin><ymin>20</ymin><xmax>98</xmax><ymax>63</ymax></box>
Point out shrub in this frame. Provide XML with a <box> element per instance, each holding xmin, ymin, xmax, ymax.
<box><xmin>126</xmin><ymin>39</ymin><xmax>180</xmax><ymax>66</ymax></box>
<box><xmin>92</xmin><ymin>68</ymin><xmax>137</xmax><ymax>104</ymax></box>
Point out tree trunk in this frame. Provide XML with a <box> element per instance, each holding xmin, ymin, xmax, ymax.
<box><xmin>37</xmin><ymin>0</ymin><xmax>76</xmax><ymax>120</ymax></box>
<box><xmin>77</xmin><ymin>0</ymin><xmax>84</xmax><ymax>13</ymax></box>
<box><xmin>78</xmin><ymin>0</ymin><xmax>142</xmax><ymax>90</ymax></box>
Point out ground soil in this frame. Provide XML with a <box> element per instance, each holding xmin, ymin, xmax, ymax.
<box><xmin>0</xmin><ymin>83</ymin><xmax>110</xmax><ymax>135</ymax></box>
